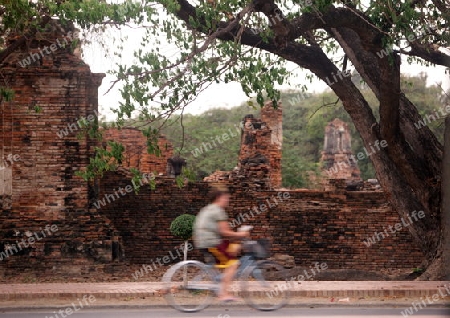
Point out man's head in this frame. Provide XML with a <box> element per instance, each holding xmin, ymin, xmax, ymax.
<box><xmin>208</xmin><ymin>185</ymin><xmax>230</xmax><ymax>208</ymax></box>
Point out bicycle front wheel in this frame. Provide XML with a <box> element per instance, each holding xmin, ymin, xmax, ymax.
<box><xmin>161</xmin><ymin>260</ymin><xmax>216</xmax><ymax>312</ymax></box>
<box><xmin>241</xmin><ymin>260</ymin><xmax>290</xmax><ymax>311</ymax></box>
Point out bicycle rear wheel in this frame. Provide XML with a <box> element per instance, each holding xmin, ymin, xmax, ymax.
<box><xmin>161</xmin><ymin>260</ymin><xmax>216</xmax><ymax>312</ymax></box>
<box><xmin>241</xmin><ymin>260</ymin><xmax>289</xmax><ymax>311</ymax></box>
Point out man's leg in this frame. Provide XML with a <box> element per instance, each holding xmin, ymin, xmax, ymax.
<box><xmin>219</xmin><ymin>260</ymin><xmax>239</xmax><ymax>300</ymax></box>
<box><xmin>209</xmin><ymin>243</ymin><xmax>240</xmax><ymax>300</ymax></box>
<box><xmin>227</xmin><ymin>243</ymin><xmax>241</xmax><ymax>257</ymax></box>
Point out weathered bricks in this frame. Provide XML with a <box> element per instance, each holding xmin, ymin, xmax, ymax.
<box><xmin>102</xmin><ymin>128</ymin><xmax>173</xmax><ymax>175</ymax></box>
<box><xmin>204</xmin><ymin>101</ymin><xmax>282</xmax><ymax>189</ymax></box>
<box><xmin>98</xmin><ymin>172</ymin><xmax>424</xmax><ymax>270</ymax></box>
<box><xmin>0</xmin><ymin>22</ymin><xmax>118</xmax><ymax>276</ymax></box>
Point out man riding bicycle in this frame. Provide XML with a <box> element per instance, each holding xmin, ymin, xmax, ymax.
<box><xmin>193</xmin><ymin>186</ymin><xmax>250</xmax><ymax>302</ymax></box>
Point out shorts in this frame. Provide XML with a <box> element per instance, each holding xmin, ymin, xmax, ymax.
<box><xmin>203</xmin><ymin>240</ymin><xmax>239</xmax><ymax>267</ymax></box>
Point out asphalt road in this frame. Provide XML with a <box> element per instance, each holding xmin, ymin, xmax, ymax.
<box><xmin>1</xmin><ymin>307</ymin><xmax>450</xmax><ymax>317</ymax></box>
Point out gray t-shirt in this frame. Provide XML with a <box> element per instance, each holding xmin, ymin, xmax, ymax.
<box><xmin>193</xmin><ymin>203</ymin><xmax>228</xmax><ymax>249</ymax></box>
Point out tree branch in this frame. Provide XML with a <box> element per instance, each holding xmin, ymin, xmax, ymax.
<box><xmin>408</xmin><ymin>43</ymin><xmax>450</xmax><ymax>68</ymax></box>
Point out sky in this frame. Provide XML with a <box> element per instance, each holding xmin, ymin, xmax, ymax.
<box><xmin>82</xmin><ymin>13</ymin><xmax>450</xmax><ymax>121</ymax></box>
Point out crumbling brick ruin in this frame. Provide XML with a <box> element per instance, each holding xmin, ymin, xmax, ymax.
<box><xmin>0</xmin><ymin>22</ymin><xmax>120</xmax><ymax>276</ymax></box>
<box><xmin>321</xmin><ymin>118</ymin><xmax>362</xmax><ymax>189</ymax></box>
<box><xmin>0</xmin><ymin>20</ymin><xmax>425</xmax><ymax>279</ymax></box>
<box><xmin>102</xmin><ymin>127</ymin><xmax>173</xmax><ymax>175</ymax></box>
<box><xmin>204</xmin><ymin>101</ymin><xmax>282</xmax><ymax>190</ymax></box>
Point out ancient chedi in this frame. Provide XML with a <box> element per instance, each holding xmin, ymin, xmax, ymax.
<box><xmin>204</xmin><ymin>100</ymin><xmax>282</xmax><ymax>189</ymax></box>
<box><xmin>321</xmin><ymin>118</ymin><xmax>361</xmax><ymax>181</ymax></box>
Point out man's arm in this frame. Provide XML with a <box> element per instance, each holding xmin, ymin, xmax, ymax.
<box><xmin>218</xmin><ymin>221</ymin><xmax>249</xmax><ymax>239</ymax></box>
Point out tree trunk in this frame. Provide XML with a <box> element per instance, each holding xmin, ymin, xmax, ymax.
<box><xmin>267</xmin><ymin>43</ymin><xmax>441</xmax><ymax>269</ymax></box>
<box><xmin>327</xmin><ymin>29</ymin><xmax>443</xmax><ymax>278</ymax></box>
<box><xmin>417</xmin><ymin>113</ymin><xmax>450</xmax><ymax>280</ymax></box>
<box><xmin>441</xmin><ymin>114</ymin><xmax>450</xmax><ymax>280</ymax></box>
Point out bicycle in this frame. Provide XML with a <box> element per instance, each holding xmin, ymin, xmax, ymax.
<box><xmin>161</xmin><ymin>227</ymin><xmax>290</xmax><ymax>312</ymax></box>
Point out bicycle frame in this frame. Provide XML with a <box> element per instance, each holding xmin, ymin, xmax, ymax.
<box><xmin>203</xmin><ymin>246</ymin><xmax>259</xmax><ymax>284</ymax></box>
<box><xmin>162</xmin><ymin>242</ymin><xmax>289</xmax><ymax>312</ymax></box>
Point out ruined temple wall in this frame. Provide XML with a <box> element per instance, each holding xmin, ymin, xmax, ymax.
<box><xmin>0</xmin><ymin>25</ymin><xmax>119</xmax><ymax>275</ymax></box>
<box><xmin>102</xmin><ymin>128</ymin><xmax>173</xmax><ymax>175</ymax></box>
<box><xmin>0</xmin><ymin>22</ymin><xmax>424</xmax><ymax>277</ymax></box>
<box><xmin>98</xmin><ymin>172</ymin><xmax>424</xmax><ymax>270</ymax></box>
<box><xmin>1</xmin><ymin>68</ymin><xmax>101</xmax><ymax>215</ymax></box>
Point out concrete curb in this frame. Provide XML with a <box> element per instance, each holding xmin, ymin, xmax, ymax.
<box><xmin>0</xmin><ymin>300</ymin><xmax>449</xmax><ymax>311</ymax></box>
<box><xmin>0</xmin><ymin>281</ymin><xmax>448</xmax><ymax>301</ymax></box>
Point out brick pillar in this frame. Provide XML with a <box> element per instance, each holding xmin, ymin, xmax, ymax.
<box><xmin>236</xmin><ymin>101</ymin><xmax>283</xmax><ymax>189</ymax></box>
<box><xmin>321</xmin><ymin>118</ymin><xmax>361</xmax><ymax>180</ymax></box>
<box><xmin>0</xmin><ymin>68</ymin><xmax>104</xmax><ymax>219</ymax></box>
<box><xmin>0</xmin><ymin>21</ymin><xmax>119</xmax><ymax>272</ymax></box>
<box><xmin>260</xmin><ymin>101</ymin><xmax>283</xmax><ymax>188</ymax></box>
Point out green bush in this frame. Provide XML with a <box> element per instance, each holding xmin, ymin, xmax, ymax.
<box><xmin>170</xmin><ymin>214</ymin><xmax>196</xmax><ymax>241</ymax></box>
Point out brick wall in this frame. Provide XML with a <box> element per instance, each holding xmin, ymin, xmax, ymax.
<box><xmin>102</xmin><ymin>128</ymin><xmax>173</xmax><ymax>175</ymax></box>
<box><xmin>98</xmin><ymin>171</ymin><xmax>424</xmax><ymax>270</ymax></box>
